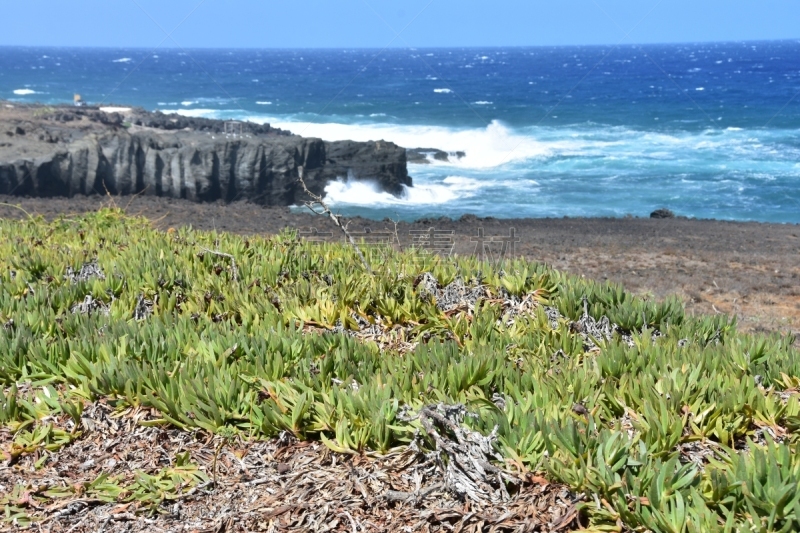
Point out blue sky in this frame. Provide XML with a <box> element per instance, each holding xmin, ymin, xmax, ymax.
<box><xmin>1</xmin><ymin>1</ymin><xmax>799</xmax><ymax>48</ymax></box>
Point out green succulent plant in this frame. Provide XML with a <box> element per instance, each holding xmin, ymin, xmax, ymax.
<box><xmin>1</xmin><ymin>209</ymin><xmax>800</xmax><ymax>530</ymax></box>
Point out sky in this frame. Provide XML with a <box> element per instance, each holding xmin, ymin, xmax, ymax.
<box><xmin>0</xmin><ymin>1</ymin><xmax>799</xmax><ymax>49</ymax></box>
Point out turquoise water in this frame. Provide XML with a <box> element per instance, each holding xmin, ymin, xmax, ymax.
<box><xmin>2</xmin><ymin>43</ymin><xmax>800</xmax><ymax>221</ymax></box>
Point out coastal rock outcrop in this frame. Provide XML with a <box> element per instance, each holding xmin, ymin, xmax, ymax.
<box><xmin>0</xmin><ymin>104</ymin><xmax>411</xmax><ymax>205</ymax></box>
<box><xmin>406</xmin><ymin>148</ymin><xmax>466</xmax><ymax>164</ymax></box>
<box><xmin>650</xmin><ymin>208</ymin><xmax>676</xmax><ymax>219</ymax></box>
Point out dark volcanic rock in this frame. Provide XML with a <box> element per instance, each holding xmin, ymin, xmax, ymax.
<box><xmin>650</xmin><ymin>208</ymin><xmax>676</xmax><ymax>219</ymax></box>
<box><xmin>0</xmin><ymin>104</ymin><xmax>411</xmax><ymax>205</ymax></box>
<box><xmin>325</xmin><ymin>140</ymin><xmax>409</xmax><ymax>196</ymax></box>
<box><xmin>406</xmin><ymin>148</ymin><xmax>466</xmax><ymax>165</ymax></box>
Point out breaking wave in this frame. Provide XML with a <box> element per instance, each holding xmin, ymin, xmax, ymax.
<box><xmin>324</xmin><ymin>176</ymin><xmax>485</xmax><ymax>207</ymax></box>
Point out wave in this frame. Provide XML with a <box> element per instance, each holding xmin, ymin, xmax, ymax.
<box><xmin>433</xmin><ymin>88</ymin><xmax>452</xmax><ymax>94</ymax></box>
<box><xmin>166</xmin><ymin>109</ymin><xmax>219</xmax><ymax>117</ymax></box>
<box><xmin>169</xmin><ymin>109</ymin><xmax>550</xmax><ymax>168</ymax></box>
<box><xmin>167</xmin><ymin>108</ymin><xmax>800</xmax><ymax>171</ymax></box>
<box><xmin>257</xmin><ymin>118</ymin><xmax>556</xmax><ymax>169</ymax></box>
<box><xmin>13</xmin><ymin>89</ymin><xmax>38</xmax><ymax>95</ymax></box>
<box><xmin>324</xmin><ymin>176</ymin><xmax>484</xmax><ymax>207</ymax></box>
<box><xmin>256</xmin><ymin>101</ymin><xmax>273</xmax><ymax>105</ymax></box>
<box><xmin>112</xmin><ymin>58</ymin><xmax>133</xmax><ymax>63</ymax></box>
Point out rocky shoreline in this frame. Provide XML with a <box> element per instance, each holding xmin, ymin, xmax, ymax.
<box><xmin>0</xmin><ymin>103</ymin><xmax>411</xmax><ymax>205</ymax></box>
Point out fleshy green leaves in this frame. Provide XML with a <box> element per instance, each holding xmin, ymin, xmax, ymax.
<box><xmin>2</xmin><ymin>211</ymin><xmax>800</xmax><ymax>530</ymax></box>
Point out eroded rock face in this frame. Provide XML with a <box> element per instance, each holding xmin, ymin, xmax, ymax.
<box><xmin>0</xmin><ymin>105</ymin><xmax>411</xmax><ymax>205</ymax></box>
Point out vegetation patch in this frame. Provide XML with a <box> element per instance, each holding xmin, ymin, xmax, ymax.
<box><xmin>1</xmin><ymin>209</ymin><xmax>799</xmax><ymax>532</ymax></box>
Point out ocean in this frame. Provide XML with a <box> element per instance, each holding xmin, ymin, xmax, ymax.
<box><xmin>2</xmin><ymin>42</ymin><xmax>800</xmax><ymax>222</ymax></box>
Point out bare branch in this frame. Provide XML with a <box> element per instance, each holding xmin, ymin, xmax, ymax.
<box><xmin>296</xmin><ymin>167</ymin><xmax>372</xmax><ymax>273</ymax></box>
<box><xmin>200</xmin><ymin>247</ymin><xmax>239</xmax><ymax>281</ymax></box>
<box><xmin>383</xmin><ymin>482</ymin><xmax>444</xmax><ymax>504</ymax></box>
<box><xmin>416</xmin><ymin>403</ymin><xmax>519</xmax><ymax>505</ymax></box>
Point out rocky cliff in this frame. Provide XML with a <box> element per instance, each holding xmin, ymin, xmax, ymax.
<box><xmin>0</xmin><ymin>104</ymin><xmax>411</xmax><ymax>205</ymax></box>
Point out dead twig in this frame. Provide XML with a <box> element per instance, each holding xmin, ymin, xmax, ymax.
<box><xmin>200</xmin><ymin>248</ymin><xmax>239</xmax><ymax>282</ymax></box>
<box><xmin>296</xmin><ymin>167</ymin><xmax>372</xmax><ymax>273</ymax></box>
<box><xmin>338</xmin><ymin>510</ymin><xmax>360</xmax><ymax>533</ymax></box>
<box><xmin>123</xmin><ymin>185</ymin><xmax>150</xmax><ymax>212</ymax></box>
<box><xmin>417</xmin><ymin>403</ymin><xmax>519</xmax><ymax>505</ymax></box>
<box><xmin>64</xmin><ymin>511</ymin><xmax>92</xmax><ymax>533</ymax></box>
<box><xmin>383</xmin><ymin>482</ymin><xmax>444</xmax><ymax>505</ymax></box>
<box><xmin>101</xmin><ymin>181</ymin><xmax>118</xmax><ymax>210</ymax></box>
<box><xmin>0</xmin><ymin>202</ymin><xmax>36</xmax><ymax>220</ymax></box>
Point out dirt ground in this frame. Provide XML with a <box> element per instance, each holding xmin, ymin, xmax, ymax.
<box><xmin>2</xmin><ymin>194</ymin><xmax>799</xmax><ymax>338</ymax></box>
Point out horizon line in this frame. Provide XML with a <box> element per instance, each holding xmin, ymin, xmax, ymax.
<box><xmin>1</xmin><ymin>37</ymin><xmax>799</xmax><ymax>52</ymax></box>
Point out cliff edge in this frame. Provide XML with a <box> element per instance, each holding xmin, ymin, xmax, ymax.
<box><xmin>0</xmin><ymin>104</ymin><xmax>411</xmax><ymax>205</ymax></box>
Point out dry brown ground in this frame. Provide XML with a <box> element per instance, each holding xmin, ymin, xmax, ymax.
<box><xmin>0</xmin><ymin>398</ymin><xmax>576</xmax><ymax>533</ymax></box>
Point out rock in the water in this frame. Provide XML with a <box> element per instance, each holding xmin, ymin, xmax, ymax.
<box><xmin>406</xmin><ymin>148</ymin><xmax>466</xmax><ymax>164</ymax></box>
<box><xmin>650</xmin><ymin>208</ymin><xmax>675</xmax><ymax>219</ymax></box>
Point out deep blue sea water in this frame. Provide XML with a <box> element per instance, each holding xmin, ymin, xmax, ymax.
<box><xmin>2</xmin><ymin>43</ymin><xmax>800</xmax><ymax>222</ymax></box>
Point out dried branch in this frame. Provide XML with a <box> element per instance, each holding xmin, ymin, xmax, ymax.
<box><xmin>383</xmin><ymin>482</ymin><xmax>444</xmax><ymax>504</ymax></box>
<box><xmin>416</xmin><ymin>403</ymin><xmax>519</xmax><ymax>505</ymax></box>
<box><xmin>296</xmin><ymin>167</ymin><xmax>372</xmax><ymax>273</ymax></box>
<box><xmin>199</xmin><ymin>247</ymin><xmax>239</xmax><ymax>281</ymax></box>
<box><xmin>0</xmin><ymin>202</ymin><xmax>35</xmax><ymax>220</ymax></box>
<box><xmin>101</xmin><ymin>181</ymin><xmax>119</xmax><ymax>210</ymax></box>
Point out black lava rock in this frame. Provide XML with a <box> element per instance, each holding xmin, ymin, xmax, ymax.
<box><xmin>650</xmin><ymin>208</ymin><xmax>676</xmax><ymax>219</ymax></box>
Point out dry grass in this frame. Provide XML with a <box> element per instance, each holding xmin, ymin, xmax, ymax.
<box><xmin>0</xmin><ymin>399</ymin><xmax>575</xmax><ymax>533</ymax></box>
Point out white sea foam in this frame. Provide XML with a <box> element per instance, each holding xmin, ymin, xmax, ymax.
<box><xmin>433</xmin><ymin>88</ymin><xmax>452</xmax><ymax>94</ymax></box>
<box><xmin>12</xmin><ymin>89</ymin><xmax>37</xmax><ymax>95</ymax></box>
<box><xmin>113</xmin><ymin>58</ymin><xmax>133</xmax><ymax>63</ymax></box>
<box><xmin>324</xmin><ymin>176</ymin><xmax>482</xmax><ymax>207</ymax></box>
<box><xmin>256</xmin><ymin>101</ymin><xmax>273</xmax><ymax>105</ymax></box>
<box><xmin>167</xmin><ymin>108</ymin><xmax>216</xmax><ymax>116</ymax></box>
<box><xmin>323</xmin><ymin>175</ymin><xmax>554</xmax><ymax>210</ymax></box>
<box><xmin>181</xmin><ymin>101</ymin><xmax>197</xmax><ymax>106</ymax></box>
<box><xmin>473</xmin><ymin>101</ymin><xmax>493</xmax><ymax>105</ymax></box>
<box><xmin>169</xmin><ymin>108</ymin><xmax>784</xmax><ymax>176</ymax></box>
<box><xmin>242</xmin><ymin>118</ymin><xmax>556</xmax><ymax>169</ymax></box>
<box><xmin>99</xmin><ymin>107</ymin><xmax>132</xmax><ymax>113</ymax></box>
